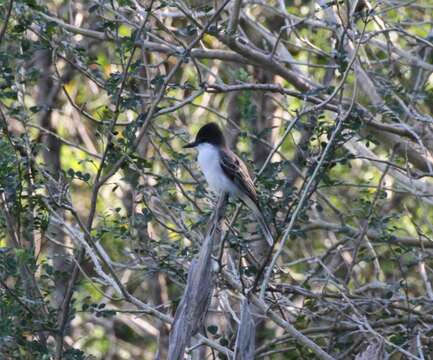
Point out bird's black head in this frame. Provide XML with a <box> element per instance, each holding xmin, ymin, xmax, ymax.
<box><xmin>183</xmin><ymin>123</ymin><xmax>226</xmax><ymax>148</ymax></box>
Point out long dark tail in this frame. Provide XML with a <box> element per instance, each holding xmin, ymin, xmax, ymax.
<box><xmin>239</xmin><ymin>193</ymin><xmax>274</xmax><ymax>246</ymax></box>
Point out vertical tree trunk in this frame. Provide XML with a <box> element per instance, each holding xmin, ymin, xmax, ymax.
<box><xmin>250</xmin><ymin>69</ymin><xmax>276</xmax><ymax>350</ymax></box>
<box><xmin>36</xmin><ymin>48</ymin><xmax>73</xmax><ymax>306</ymax></box>
<box><xmin>120</xmin><ymin>53</ymin><xmax>171</xmax><ymax>358</ymax></box>
<box><xmin>252</xmin><ymin>69</ymin><xmax>276</xmax><ymax>168</ymax></box>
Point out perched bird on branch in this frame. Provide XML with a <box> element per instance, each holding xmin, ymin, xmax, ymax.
<box><xmin>184</xmin><ymin>122</ymin><xmax>273</xmax><ymax>246</ymax></box>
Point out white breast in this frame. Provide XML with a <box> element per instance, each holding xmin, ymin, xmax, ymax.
<box><xmin>196</xmin><ymin>143</ymin><xmax>238</xmax><ymax>195</ymax></box>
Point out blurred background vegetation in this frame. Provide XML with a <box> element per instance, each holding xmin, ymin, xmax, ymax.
<box><xmin>0</xmin><ymin>0</ymin><xmax>433</xmax><ymax>358</ymax></box>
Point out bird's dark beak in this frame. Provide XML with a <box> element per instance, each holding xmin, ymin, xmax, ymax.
<box><xmin>183</xmin><ymin>141</ymin><xmax>197</xmax><ymax>149</ymax></box>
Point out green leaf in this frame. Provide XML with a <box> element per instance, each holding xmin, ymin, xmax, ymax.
<box><xmin>207</xmin><ymin>325</ymin><xmax>218</xmax><ymax>335</ymax></box>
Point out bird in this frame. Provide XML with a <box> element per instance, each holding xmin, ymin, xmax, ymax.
<box><xmin>183</xmin><ymin>122</ymin><xmax>273</xmax><ymax>246</ymax></box>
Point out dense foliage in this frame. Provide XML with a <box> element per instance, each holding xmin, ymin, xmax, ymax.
<box><xmin>0</xmin><ymin>0</ymin><xmax>433</xmax><ymax>358</ymax></box>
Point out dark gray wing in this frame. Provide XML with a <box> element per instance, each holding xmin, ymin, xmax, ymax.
<box><xmin>220</xmin><ymin>149</ymin><xmax>273</xmax><ymax>246</ymax></box>
<box><xmin>219</xmin><ymin>148</ymin><xmax>257</xmax><ymax>202</ymax></box>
